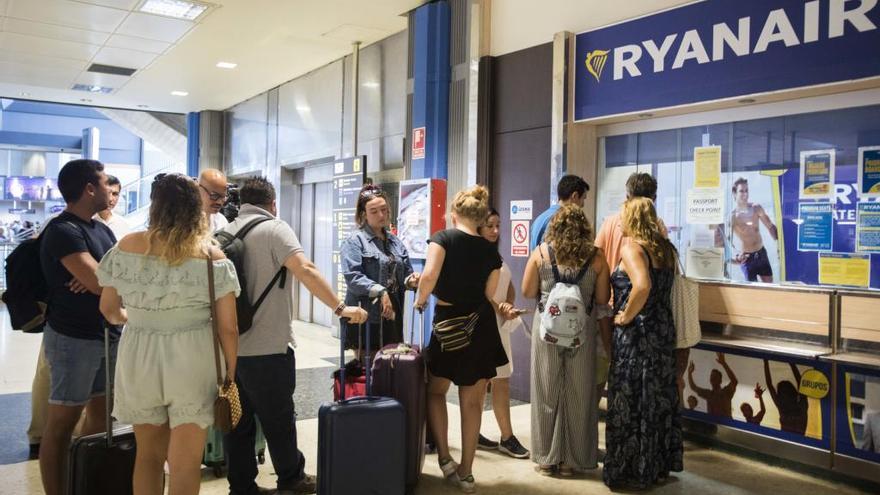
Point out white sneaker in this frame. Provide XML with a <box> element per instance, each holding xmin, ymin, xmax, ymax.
<box><xmin>450</xmin><ymin>473</ymin><xmax>476</xmax><ymax>493</ymax></box>
<box><xmin>439</xmin><ymin>457</ymin><xmax>459</xmax><ymax>478</ymax></box>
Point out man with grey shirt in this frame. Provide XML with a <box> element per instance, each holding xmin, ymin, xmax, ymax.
<box><xmin>223</xmin><ymin>177</ymin><xmax>367</xmax><ymax>495</ymax></box>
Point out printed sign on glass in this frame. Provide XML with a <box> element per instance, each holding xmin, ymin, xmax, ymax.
<box><xmin>858</xmin><ymin>146</ymin><xmax>880</xmax><ymax>199</ymax></box>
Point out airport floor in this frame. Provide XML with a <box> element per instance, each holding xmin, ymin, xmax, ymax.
<box><xmin>0</xmin><ymin>311</ymin><xmax>873</xmax><ymax>495</ymax></box>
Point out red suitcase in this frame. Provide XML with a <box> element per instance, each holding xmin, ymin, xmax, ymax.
<box><xmin>371</xmin><ymin>309</ymin><xmax>427</xmax><ymax>491</ymax></box>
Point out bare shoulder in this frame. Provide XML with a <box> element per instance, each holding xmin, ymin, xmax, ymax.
<box><xmin>208</xmin><ymin>245</ymin><xmax>227</xmax><ymax>261</ymax></box>
<box><xmin>117</xmin><ymin>231</ymin><xmax>148</xmax><ymax>254</ymax></box>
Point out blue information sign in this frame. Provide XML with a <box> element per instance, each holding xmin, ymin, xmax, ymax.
<box><xmin>798</xmin><ymin>203</ymin><xmax>833</xmax><ymax>252</ymax></box>
<box><xmin>574</xmin><ymin>0</ymin><xmax>880</xmax><ymax>120</ymax></box>
<box><xmin>856</xmin><ymin>202</ymin><xmax>880</xmax><ymax>252</ymax></box>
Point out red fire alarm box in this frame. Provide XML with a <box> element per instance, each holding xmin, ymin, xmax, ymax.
<box><xmin>397</xmin><ymin>178</ymin><xmax>447</xmax><ymax>259</ymax></box>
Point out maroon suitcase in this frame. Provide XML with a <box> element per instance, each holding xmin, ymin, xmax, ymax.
<box><xmin>371</xmin><ymin>308</ymin><xmax>426</xmax><ymax>492</ymax></box>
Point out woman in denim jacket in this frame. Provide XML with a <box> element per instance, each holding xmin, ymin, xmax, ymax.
<box><xmin>341</xmin><ymin>185</ymin><xmax>419</xmax><ymax>357</ymax></box>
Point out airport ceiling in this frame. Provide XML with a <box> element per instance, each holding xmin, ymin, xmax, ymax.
<box><xmin>0</xmin><ymin>0</ymin><xmax>425</xmax><ymax>114</ymax></box>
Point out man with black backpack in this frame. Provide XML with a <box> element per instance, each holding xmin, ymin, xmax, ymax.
<box><xmin>219</xmin><ymin>177</ymin><xmax>367</xmax><ymax>495</ymax></box>
<box><xmin>36</xmin><ymin>159</ymin><xmax>117</xmax><ymax>495</ymax></box>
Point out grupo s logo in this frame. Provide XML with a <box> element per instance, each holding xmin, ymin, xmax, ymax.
<box><xmin>582</xmin><ymin>0</ymin><xmax>878</xmax><ymax>83</ymax></box>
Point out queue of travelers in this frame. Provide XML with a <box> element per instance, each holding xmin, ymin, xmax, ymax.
<box><xmin>28</xmin><ymin>157</ymin><xmax>685</xmax><ymax>494</ymax></box>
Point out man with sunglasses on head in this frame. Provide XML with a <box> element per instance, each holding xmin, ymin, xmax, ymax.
<box><xmin>199</xmin><ymin>168</ymin><xmax>229</xmax><ymax>232</ymax></box>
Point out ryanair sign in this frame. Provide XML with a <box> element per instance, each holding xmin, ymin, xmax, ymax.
<box><xmin>574</xmin><ymin>0</ymin><xmax>880</xmax><ymax>120</ymax></box>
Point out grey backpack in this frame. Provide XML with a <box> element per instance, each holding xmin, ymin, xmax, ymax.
<box><xmin>538</xmin><ymin>246</ymin><xmax>593</xmax><ymax>348</ymax></box>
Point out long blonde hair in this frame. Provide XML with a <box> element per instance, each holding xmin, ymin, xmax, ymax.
<box><xmin>451</xmin><ymin>185</ymin><xmax>490</xmax><ymax>225</ymax></box>
<box><xmin>620</xmin><ymin>197</ymin><xmax>675</xmax><ymax>268</ymax></box>
<box><xmin>545</xmin><ymin>204</ymin><xmax>596</xmax><ymax>267</ymax></box>
<box><xmin>145</xmin><ymin>173</ymin><xmax>212</xmax><ymax>265</ymax></box>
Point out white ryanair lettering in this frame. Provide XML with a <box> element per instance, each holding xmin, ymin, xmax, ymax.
<box><xmin>608</xmin><ymin>0</ymin><xmax>878</xmax><ymax>81</ymax></box>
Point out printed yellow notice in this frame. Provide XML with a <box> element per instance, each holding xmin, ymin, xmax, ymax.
<box><xmin>818</xmin><ymin>253</ymin><xmax>870</xmax><ymax>287</ymax></box>
<box><xmin>694</xmin><ymin>146</ymin><xmax>721</xmax><ymax>188</ymax></box>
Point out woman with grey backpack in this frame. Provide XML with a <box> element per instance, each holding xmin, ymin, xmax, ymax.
<box><xmin>521</xmin><ymin>203</ymin><xmax>612</xmax><ymax>477</ymax></box>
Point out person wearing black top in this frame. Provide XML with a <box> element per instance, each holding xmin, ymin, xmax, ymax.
<box><xmin>415</xmin><ymin>185</ymin><xmax>511</xmax><ymax>494</ymax></box>
<box><xmin>38</xmin><ymin>159</ymin><xmax>116</xmax><ymax>495</ymax></box>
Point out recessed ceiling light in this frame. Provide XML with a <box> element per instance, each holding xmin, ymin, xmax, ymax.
<box><xmin>362</xmin><ymin>81</ymin><xmax>380</xmax><ymax>89</ymax></box>
<box><xmin>72</xmin><ymin>84</ymin><xmax>113</xmax><ymax>94</ymax></box>
<box><xmin>19</xmin><ymin>92</ymin><xmax>30</xmax><ymax>97</ymax></box>
<box><xmin>139</xmin><ymin>0</ymin><xmax>209</xmax><ymax>21</ymax></box>
<box><xmin>171</xmin><ymin>90</ymin><xmax>189</xmax><ymax>96</ymax></box>
<box><xmin>296</xmin><ymin>105</ymin><xmax>311</xmax><ymax>113</ymax></box>
<box><xmin>216</xmin><ymin>61</ymin><xmax>237</xmax><ymax>69</ymax></box>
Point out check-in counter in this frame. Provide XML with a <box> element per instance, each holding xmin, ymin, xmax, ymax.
<box><xmin>819</xmin><ymin>290</ymin><xmax>880</xmax><ymax>484</ymax></box>
<box><xmin>683</xmin><ymin>282</ymin><xmax>837</xmax><ymax>470</ymax></box>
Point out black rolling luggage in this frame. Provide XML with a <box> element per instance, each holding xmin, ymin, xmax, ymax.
<box><xmin>68</xmin><ymin>326</ymin><xmax>136</xmax><ymax>495</ymax></box>
<box><xmin>318</xmin><ymin>318</ymin><xmax>406</xmax><ymax>495</ymax></box>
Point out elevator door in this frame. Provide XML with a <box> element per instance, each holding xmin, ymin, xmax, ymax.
<box><xmin>295</xmin><ymin>181</ymin><xmax>334</xmax><ymax>327</ymax></box>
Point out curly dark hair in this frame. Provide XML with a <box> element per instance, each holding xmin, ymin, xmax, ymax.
<box><xmin>147</xmin><ymin>173</ymin><xmax>210</xmax><ymax>265</ymax></box>
<box><xmin>545</xmin><ymin>204</ymin><xmax>596</xmax><ymax>267</ymax></box>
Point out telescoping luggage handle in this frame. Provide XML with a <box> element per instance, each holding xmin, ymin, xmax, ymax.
<box><xmin>338</xmin><ymin>302</ymin><xmax>377</xmax><ymax>403</ymax></box>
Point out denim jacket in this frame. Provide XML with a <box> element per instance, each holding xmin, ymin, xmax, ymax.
<box><xmin>340</xmin><ymin>225</ymin><xmax>414</xmax><ymax>322</ymax></box>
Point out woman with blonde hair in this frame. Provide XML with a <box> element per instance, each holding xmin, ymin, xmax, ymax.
<box><xmin>522</xmin><ymin>203</ymin><xmax>611</xmax><ymax>477</ymax></box>
<box><xmin>97</xmin><ymin>173</ymin><xmax>240</xmax><ymax>495</ymax></box>
<box><xmin>415</xmin><ymin>185</ymin><xmax>510</xmax><ymax>493</ymax></box>
<box><xmin>603</xmin><ymin>196</ymin><xmax>683</xmax><ymax>489</ymax></box>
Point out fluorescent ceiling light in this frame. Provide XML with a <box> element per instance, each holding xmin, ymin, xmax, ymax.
<box><xmin>139</xmin><ymin>0</ymin><xmax>208</xmax><ymax>21</ymax></box>
<box><xmin>171</xmin><ymin>90</ymin><xmax>189</xmax><ymax>96</ymax></box>
<box><xmin>72</xmin><ymin>84</ymin><xmax>113</xmax><ymax>94</ymax></box>
<box><xmin>362</xmin><ymin>81</ymin><xmax>380</xmax><ymax>89</ymax></box>
<box><xmin>216</xmin><ymin>61</ymin><xmax>237</xmax><ymax>69</ymax></box>
<box><xmin>296</xmin><ymin>105</ymin><xmax>311</xmax><ymax>113</ymax></box>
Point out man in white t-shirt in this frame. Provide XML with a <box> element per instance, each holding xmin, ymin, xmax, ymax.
<box><xmin>94</xmin><ymin>175</ymin><xmax>131</xmax><ymax>241</ymax></box>
<box><xmin>198</xmin><ymin>168</ymin><xmax>229</xmax><ymax>232</ymax></box>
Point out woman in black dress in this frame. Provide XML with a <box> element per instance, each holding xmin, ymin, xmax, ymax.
<box><xmin>415</xmin><ymin>185</ymin><xmax>512</xmax><ymax>494</ymax></box>
<box><xmin>603</xmin><ymin>197</ymin><xmax>684</xmax><ymax>489</ymax></box>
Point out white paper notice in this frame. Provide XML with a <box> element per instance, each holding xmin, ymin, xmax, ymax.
<box><xmin>686</xmin><ymin>188</ymin><xmax>724</xmax><ymax>225</ymax></box>
<box><xmin>686</xmin><ymin>248</ymin><xmax>724</xmax><ymax>279</ymax></box>
<box><xmin>690</xmin><ymin>225</ymin><xmax>717</xmax><ymax>249</ymax></box>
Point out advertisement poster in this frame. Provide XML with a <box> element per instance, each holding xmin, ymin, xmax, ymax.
<box><xmin>726</xmin><ymin>173</ymin><xmax>781</xmax><ymax>283</ymax></box>
<box><xmin>818</xmin><ymin>253</ymin><xmax>870</xmax><ymax>288</ymax></box>
<box><xmin>5</xmin><ymin>177</ymin><xmax>62</xmax><ymax>201</ymax></box>
<box><xmin>856</xmin><ymin>202</ymin><xmax>880</xmax><ymax>253</ymax></box>
<box><xmin>397</xmin><ymin>180</ymin><xmax>431</xmax><ymax>259</ymax></box>
<box><xmin>858</xmin><ymin>146</ymin><xmax>880</xmax><ymax>199</ymax></box>
<box><xmin>799</xmin><ymin>150</ymin><xmax>835</xmax><ymax>200</ymax></box>
<box><xmin>836</xmin><ymin>365</ymin><xmax>880</xmax><ymax>463</ymax></box>
<box><xmin>797</xmin><ymin>203</ymin><xmax>833</xmax><ymax>252</ymax></box>
<box><xmin>686</xmin><ymin>188</ymin><xmax>723</xmax><ymax>224</ymax></box>
<box><xmin>694</xmin><ymin>146</ymin><xmax>721</xmax><ymax>188</ymax></box>
<box><xmin>685</xmin><ymin>248</ymin><xmax>724</xmax><ymax>279</ymax></box>
<box><xmin>683</xmin><ymin>345</ymin><xmax>831</xmax><ymax>449</ymax></box>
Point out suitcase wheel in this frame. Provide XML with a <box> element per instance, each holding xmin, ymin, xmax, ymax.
<box><xmin>257</xmin><ymin>450</ymin><xmax>266</xmax><ymax>464</ymax></box>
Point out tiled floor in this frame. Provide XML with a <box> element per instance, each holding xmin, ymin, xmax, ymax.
<box><xmin>0</xmin><ymin>315</ymin><xmax>874</xmax><ymax>495</ymax></box>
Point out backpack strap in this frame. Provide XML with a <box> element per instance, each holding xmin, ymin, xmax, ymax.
<box><xmin>231</xmin><ymin>215</ymin><xmax>288</xmax><ymax>309</ymax></box>
<box><xmin>548</xmin><ymin>244</ymin><xmax>595</xmax><ymax>285</ymax></box>
<box><xmin>547</xmin><ymin>245</ymin><xmax>562</xmax><ymax>284</ymax></box>
<box><xmin>233</xmin><ymin>216</ymin><xmax>273</xmax><ymax>240</ymax></box>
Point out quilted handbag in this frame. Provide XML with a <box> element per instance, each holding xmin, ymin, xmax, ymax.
<box><xmin>672</xmin><ymin>255</ymin><xmax>701</xmax><ymax>349</ymax></box>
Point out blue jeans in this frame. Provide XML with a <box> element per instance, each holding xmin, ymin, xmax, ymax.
<box><xmin>226</xmin><ymin>348</ymin><xmax>305</xmax><ymax>494</ymax></box>
<box><xmin>42</xmin><ymin>323</ymin><xmax>117</xmax><ymax>406</ymax></box>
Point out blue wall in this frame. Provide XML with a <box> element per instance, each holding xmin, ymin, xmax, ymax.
<box><xmin>0</xmin><ymin>100</ymin><xmax>143</xmax><ymax>167</ymax></box>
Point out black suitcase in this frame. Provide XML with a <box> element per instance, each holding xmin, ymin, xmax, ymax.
<box><xmin>68</xmin><ymin>326</ymin><xmax>137</xmax><ymax>495</ymax></box>
<box><xmin>371</xmin><ymin>307</ymin><xmax>426</xmax><ymax>491</ymax></box>
<box><xmin>318</xmin><ymin>317</ymin><xmax>406</xmax><ymax>495</ymax></box>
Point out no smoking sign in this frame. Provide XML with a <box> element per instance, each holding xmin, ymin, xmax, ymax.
<box><xmin>511</xmin><ymin>220</ymin><xmax>530</xmax><ymax>257</ymax></box>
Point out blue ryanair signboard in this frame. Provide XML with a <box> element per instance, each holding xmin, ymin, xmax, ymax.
<box><xmin>574</xmin><ymin>0</ymin><xmax>880</xmax><ymax>121</ymax></box>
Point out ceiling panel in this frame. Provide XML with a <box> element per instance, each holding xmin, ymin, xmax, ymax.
<box><xmin>0</xmin><ymin>31</ymin><xmax>100</xmax><ymax>60</ymax></box>
<box><xmin>0</xmin><ymin>0</ymin><xmax>9</xmax><ymax>15</ymax></box>
<box><xmin>105</xmin><ymin>33</ymin><xmax>170</xmax><ymax>54</ymax></box>
<box><xmin>6</xmin><ymin>0</ymin><xmax>128</xmax><ymax>32</ymax></box>
<box><xmin>93</xmin><ymin>45</ymin><xmax>158</xmax><ymax>69</ymax></box>
<box><xmin>115</xmin><ymin>12</ymin><xmax>194</xmax><ymax>43</ymax></box>
<box><xmin>0</xmin><ymin>50</ymin><xmax>86</xmax><ymax>70</ymax></box>
<box><xmin>2</xmin><ymin>17</ymin><xmax>111</xmax><ymax>45</ymax></box>
<box><xmin>73</xmin><ymin>71</ymin><xmax>134</xmax><ymax>90</ymax></box>
<box><xmin>75</xmin><ymin>0</ymin><xmax>140</xmax><ymax>9</ymax></box>
<box><xmin>0</xmin><ymin>61</ymin><xmax>80</xmax><ymax>82</ymax></box>
<box><xmin>1</xmin><ymin>74</ymin><xmax>77</xmax><ymax>90</ymax></box>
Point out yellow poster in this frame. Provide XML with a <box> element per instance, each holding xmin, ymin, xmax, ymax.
<box><xmin>818</xmin><ymin>253</ymin><xmax>870</xmax><ymax>287</ymax></box>
<box><xmin>694</xmin><ymin>146</ymin><xmax>722</xmax><ymax>188</ymax></box>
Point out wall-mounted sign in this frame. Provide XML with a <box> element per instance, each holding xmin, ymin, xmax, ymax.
<box><xmin>800</xmin><ymin>150</ymin><xmax>835</xmax><ymax>200</ymax></box>
<box><xmin>574</xmin><ymin>0</ymin><xmax>880</xmax><ymax>120</ymax></box>
<box><xmin>511</xmin><ymin>220</ymin><xmax>530</xmax><ymax>257</ymax></box>
<box><xmin>686</xmin><ymin>188</ymin><xmax>723</xmax><ymax>224</ymax></box>
<box><xmin>818</xmin><ymin>252</ymin><xmax>870</xmax><ymax>288</ymax></box>
<box><xmin>510</xmin><ymin>200</ymin><xmax>533</xmax><ymax>220</ymax></box>
<box><xmin>693</xmin><ymin>146</ymin><xmax>721</xmax><ymax>188</ymax></box>
<box><xmin>331</xmin><ymin>156</ymin><xmax>367</xmax><ymax>302</ymax></box>
<box><xmin>412</xmin><ymin>127</ymin><xmax>426</xmax><ymax>160</ymax></box>
<box><xmin>856</xmin><ymin>202</ymin><xmax>880</xmax><ymax>253</ymax></box>
<box><xmin>797</xmin><ymin>203</ymin><xmax>833</xmax><ymax>252</ymax></box>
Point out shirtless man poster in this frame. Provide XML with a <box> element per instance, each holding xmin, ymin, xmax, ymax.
<box><xmin>729</xmin><ymin>177</ymin><xmax>778</xmax><ymax>282</ymax></box>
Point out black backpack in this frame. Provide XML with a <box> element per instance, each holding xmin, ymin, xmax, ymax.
<box><xmin>1</xmin><ymin>218</ymin><xmax>66</xmax><ymax>333</ymax></box>
<box><xmin>215</xmin><ymin>217</ymin><xmax>286</xmax><ymax>334</ymax></box>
